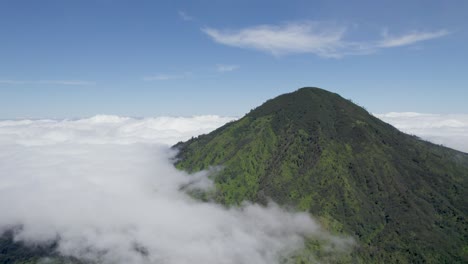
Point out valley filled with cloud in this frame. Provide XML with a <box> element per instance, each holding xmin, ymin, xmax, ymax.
<box><xmin>0</xmin><ymin>115</ymin><xmax>354</xmax><ymax>264</ymax></box>
<box><xmin>0</xmin><ymin>113</ymin><xmax>465</xmax><ymax>263</ymax></box>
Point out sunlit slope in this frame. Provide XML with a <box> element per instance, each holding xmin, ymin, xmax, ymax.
<box><xmin>174</xmin><ymin>87</ymin><xmax>468</xmax><ymax>263</ymax></box>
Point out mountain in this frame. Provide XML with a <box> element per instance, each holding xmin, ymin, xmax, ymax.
<box><xmin>174</xmin><ymin>87</ymin><xmax>468</xmax><ymax>263</ymax></box>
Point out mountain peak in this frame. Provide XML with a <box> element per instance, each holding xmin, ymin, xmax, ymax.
<box><xmin>248</xmin><ymin>86</ymin><xmax>367</xmax><ymax>121</ymax></box>
<box><xmin>245</xmin><ymin>87</ymin><xmax>390</xmax><ymax>145</ymax></box>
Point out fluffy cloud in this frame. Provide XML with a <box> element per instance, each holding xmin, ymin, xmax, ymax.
<box><xmin>375</xmin><ymin>112</ymin><xmax>468</xmax><ymax>153</ymax></box>
<box><xmin>0</xmin><ymin>115</ymin><xmax>235</xmax><ymax>146</ymax></box>
<box><xmin>0</xmin><ymin>115</ymin><xmax>352</xmax><ymax>264</ymax></box>
<box><xmin>202</xmin><ymin>21</ymin><xmax>449</xmax><ymax>58</ymax></box>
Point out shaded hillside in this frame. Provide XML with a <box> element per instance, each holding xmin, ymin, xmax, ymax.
<box><xmin>0</xmin><ymin>231</ymin><xmax>82</xmax><ymax>264</ymax></box>
<box><xmin>174</xmin><ymin>87</ymin><xmax>468</xmax><ymax>263</ymax></box>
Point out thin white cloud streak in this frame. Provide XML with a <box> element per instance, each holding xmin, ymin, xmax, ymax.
<box><xmin>375</xmin><ymin>112</ymin><xmax>468</xmax><ymax>153</ymax></box>
<box><xmin>378</xmin><ymin>29</ymin><xmax>450</xmax><ymax>47</ymax></box>
<box><xmin>0</xmin><ymin>79</ymin><xmax>96</xmax><ymax>86</ymax></box>
<box><xmin>216</xmin><ymin>64</ymin><xmax>239</xmax><ymax>72</ymax></box>
<box><xmin>0</xmin><ymin>116</ymin><xmax>353</xmax><ymax>264</ymax></box>
<box><xmin>202</xmin><ymin>22</ymin><xmax>348</xmax><ymax>58</ymax></box>
<box><xmin>143</xmin><ymin>73</ymin><xmax>191</xmax><ymax>81</ymax></box>
<box><xmin>178</xmin><ymin>10</ymin><xmax>193</xmax><ymax>21</ymax></box>
<box><xmin>202</xmin><ymin>21</ymin><xmax>450</xmax><ymax>58</ymax></box>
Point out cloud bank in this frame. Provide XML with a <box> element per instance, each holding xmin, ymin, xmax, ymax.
<box><xmin>0</xmin><ymin>115</ymin><xmax>235</xmax><ymax>146</ymax></box>
<box><xmin>375</xmin><ymin>112</ymin><xmax>468</xmax><ymax>153</ymax></box>
<box><xmin>202</xmin><ymin>21</ymin><xmax>449</xmax><ymax>58</ymax></box>
<box><xmin>0</xmin><ymin>115</ymin><xmax>352</xmax><ymax>264</ymax></box>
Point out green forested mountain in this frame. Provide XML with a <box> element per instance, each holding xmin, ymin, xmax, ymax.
<box><xmin>174</xmin><ymin>87</ymin><xmax>468</xmax><ymax>263</ymax></box>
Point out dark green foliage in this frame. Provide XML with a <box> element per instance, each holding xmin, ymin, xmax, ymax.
<box><xmin>174</xmin><ymin>87</ymin><xmax>468</xmax><ymax>263</ymax></box>
<box><xmin>0</xmin><ymin>230</ymin><xmax>81</xmax><ymax>264</ymax></box>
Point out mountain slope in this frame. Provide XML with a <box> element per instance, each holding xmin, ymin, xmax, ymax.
<box><xmin>174</xmin><ymin>87</ymin><xmax>468</xmax><ymax>263</ymax></box>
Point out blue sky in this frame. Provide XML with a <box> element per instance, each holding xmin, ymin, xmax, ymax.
<box><xmin>1</xmin><ymin>0</ymin><xmax>467</xmax><ymax>118</ymax></box>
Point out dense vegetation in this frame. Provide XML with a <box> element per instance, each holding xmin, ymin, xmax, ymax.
<box><xmin>0</xmin><ymin>231</ymin><xmax>81</xmax><ymax>264</ymax></box>
<box><xmin>174</xmin><ymin>87</ymin><xmax>468</xmax><ymax>263</ymax></box>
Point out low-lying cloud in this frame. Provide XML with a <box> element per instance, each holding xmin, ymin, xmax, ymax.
<box><xmin>375</xmin><ymin>112</ymin><xmax>468</xmax><ymax>153</ymax></box>
<box><xmin>0</xmin><ymin>115</ymin><xmax>352</xmax><ymax>264</ymax></box>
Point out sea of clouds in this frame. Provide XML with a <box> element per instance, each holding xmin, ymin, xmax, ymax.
<box><xmin>0</xmin><ymin>115</ymin><xmax>352</xmax><ymax>264</ymax></box>
<box><xmin>375</xmin><ymin>112</ymin><xmax>468</xmax><ymax>153</ymax></box>
<box><xmin>1</xmin><ymin>113</ymin><xmax>465</xmax><ymax>264</ymax></box>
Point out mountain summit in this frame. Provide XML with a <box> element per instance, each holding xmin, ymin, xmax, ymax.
<box><xmin>174</xmin><ymin>87</ymin><xmax>468</xmax><ymax>263</ymax></box>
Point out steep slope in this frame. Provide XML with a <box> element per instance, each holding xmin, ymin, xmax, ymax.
<box><xmin>174</xmin><ymin>87</ymin><xmax>468</xmax><ymax>263</ymax></box>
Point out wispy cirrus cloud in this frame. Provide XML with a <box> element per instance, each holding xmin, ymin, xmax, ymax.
<box><xmin>202</xmin><ymin>21</ymin><xmax>450</xmax><ymax>58</ymax></box>
<box><xmin>178</xmin><ymin>10</ymin><xmax>193</xmax><ymax>21</ymax></box>
<box><xmin>378</xmin><ymin>29</ymin><xmax>450</xmax><ymax>47</ymax></box>
<box><xmin>216</xmin><ymin>64</ymin><xmax>239</xmax><ymax>72</ymax></box>
<box><xmin>0</xmin><ymin>79</ymin><xmax>95</xmax><ymax>86</ymax></box>
<box><xmin>143</xmin><ymin>72</ymin><xmax>191</xmax><ymax>81</ymax></box>
<box><xmin>202</xmin><ymin>22</ymin><xmax>348</xmax><ymax>58</ymax></box>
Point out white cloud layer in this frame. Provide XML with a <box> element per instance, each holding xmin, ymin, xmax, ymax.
<box><xmin>0</xmin><ymin>115</ymin><xmax>236</xmax><ymax>146</ymax></box>
<box><xmin>375</xmin><ymin>112</ymin><xmax>468</xmax><ymax>153</ymax></box>
<box><xmin>202</xmin><ymin>21</ymin><xmax>449</xmax><ymax>58</ymax></box>
<box><xmin>0</xmin><ymin>115</ymin><xmax>352</xmax><ymax>264</ymax></box>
